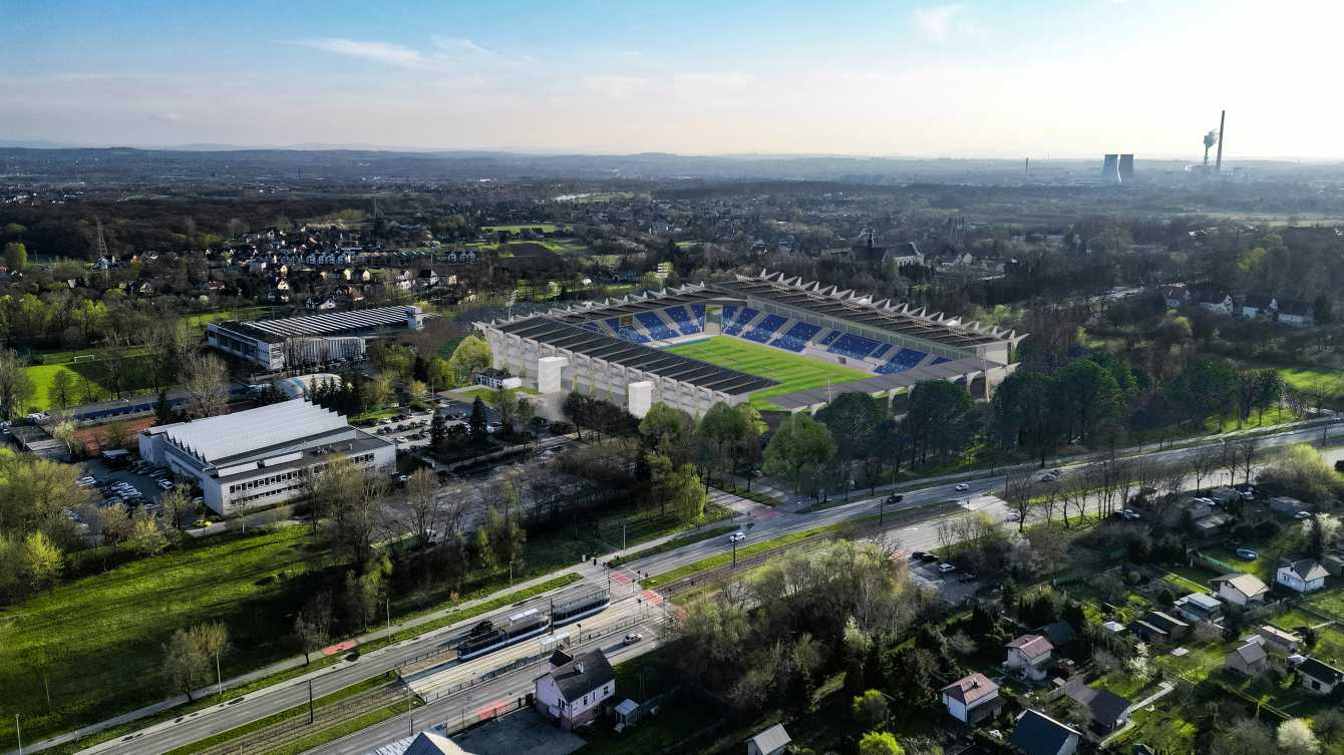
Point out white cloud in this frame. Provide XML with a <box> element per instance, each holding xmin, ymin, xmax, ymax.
<box><xmin>912</xmin><ymin>4</ymin><xmax>964</xmax><ymax>43</ymax></box>
<box><xmin>294</xmin><ymin>38</ymin><xmax>428</xmax><ymax>69</ymax></box>
<box><xmin>582</xmin><ymin>75</ymin><xmax>651</xmax><ymax>98</ymax></box>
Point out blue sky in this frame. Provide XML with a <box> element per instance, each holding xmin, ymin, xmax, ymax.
<box><xmin>3</xmin><ymin>0</ymin><xmax>1340</xmax><ymax>158</ymax></box>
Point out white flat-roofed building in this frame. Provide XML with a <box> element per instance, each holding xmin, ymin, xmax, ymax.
<box><xmin>139</xmin><ymin>399</ymin><xmax>395</xmax><ymax>515</ymax></box>
<box><xmin>207</xmin><ymin>305</ymin><xmax>424</xmax><ymax>370</ymax></box>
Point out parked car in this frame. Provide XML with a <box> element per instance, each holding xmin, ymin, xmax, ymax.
<box><xmin>623</xmin><ymin>633</ymin><xmax>644</xmax><ymax>645</ymax></box>
<box><xmin>157</xmin><ymin>480</ymin><xmax>174</xmax><ymax>490</ymax></box>
<box><xmin>937</xmin><ymin>562</ymin><xmax>957</xmax><ymax>574</ymax></box>
<box><xmin>1296</xmin><ymin>511</ymin><xmax>1313</xmax><ymax>520</ymax></box>
<box><xmin>1236</xmin><ymin>547</ymin><xmax>1259</xmax><ymax>561</ymax></box>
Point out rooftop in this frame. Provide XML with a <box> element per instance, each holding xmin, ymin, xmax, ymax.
<box><xmin>544</xmin><ymin>649</ymin><xmax>614</xmax><ymax>704</ymax></box>
<box><xmin>213</xmin><ymin>305</ymin><xmax>419</xmax><ymax>342</ymax></box>
<box><xmin>147</xmin><ymin>399</ymin><xmax>350</xmax><ymax>466</ymax></box>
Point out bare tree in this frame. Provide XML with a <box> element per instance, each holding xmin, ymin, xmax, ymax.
<box><xmin>1236</xmin><ymin>438</ymin><xmax>1260</xmax><ymax>486</ymax></box>
<box><xmin>181</xmin><ymin>351</ymin><xmax>230</xmax><ymax>419</ymax></box>
<box><xmin>293</xmin><ymin>591</ymin><xmax>333</xmax><ymax>665</ymax></box>
<box><xmin>1002</xmin><ymin>471</ymin><xmax>1036</xmax><ymax>533</ymax></box>
<box><xmin>1190</xmin><ymin>446</ymin><xmax>1221</xmax><ymax>493</ymax></box>
<box><xmin>1219</xmin><ymin>440</ymin><xmax>1240</xmax><ymax>489</ymax></box>
<box><xmin>406</xmin><ymin>468</ymin><xmax>439</xmax><ymax>546</ymax></box>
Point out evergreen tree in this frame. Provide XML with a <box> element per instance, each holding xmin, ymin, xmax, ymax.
<box><xmin>469</xmin><ymin>396</ymin><xmax>488</xmax><ymax>442</ymax></box>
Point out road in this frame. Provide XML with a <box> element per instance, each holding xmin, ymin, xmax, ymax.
<box><xmin>55</xmin><ymin>418</ymin><xmax>1343</xmax><ymax>755</ymax></box>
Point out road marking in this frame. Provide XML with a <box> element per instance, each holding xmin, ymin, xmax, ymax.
<box><xmin>476</xmin><ymin>697</ymin><xmax>511</xmax><ymax>720</ymax></box>
<box><xmin>641</xmin><ymin>590</ymin><xmax>663</xmax><ymax>606</ymax></box>
<box><xmin>321</xmin><ymin>639</ymin><xmax>357</xmax><ymax>656</ymax></box>
<box><xmin>611</xmin><ymin>571</ymin><xmax>632</xmax><ymax>584</ymax></box>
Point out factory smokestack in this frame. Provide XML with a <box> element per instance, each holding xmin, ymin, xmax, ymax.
<box><xmin>1215</xmin><ymin>109</ymin><xmax>1226</xmax><ymax>171</ymax></box>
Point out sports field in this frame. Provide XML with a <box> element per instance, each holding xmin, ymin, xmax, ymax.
<box><xmin>663</xmin><ymin>336</ymin><xmax>871</xmax><ymax>408</ymax></box>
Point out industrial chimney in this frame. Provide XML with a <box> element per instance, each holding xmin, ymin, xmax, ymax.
<box><xmin>1215</xmin><ymin>109</ymin><xmax>1226</xmax><ymax>171</ymax></box>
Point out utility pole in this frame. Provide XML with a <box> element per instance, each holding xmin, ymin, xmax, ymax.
<box><xmin>386</xmin><ymin>596</ymin><xmax>392</xmax><ymax>635</ymax></box>
<box><xmin>15</xmin><ymin>714</ymin><xmax>21</xmax><ymax>755</ymax></box>
<box><xmin>731</xmin><ymin>538</ymin><xmax>737</xmax><ymax>568</ymax></box>
<box><xmin>622</xmin><ymin>523</ymin><xmax>627</xmax><ymax>551</ymax></box>
<box><xmin>307</xmin><ymin>680</ymin><xmax>315</xmax><ymax>724</ymax></box>
<box><xmin>215</xmin><ymin>650</ymin><xmax>222</xmax><ymax>698</ymax></box>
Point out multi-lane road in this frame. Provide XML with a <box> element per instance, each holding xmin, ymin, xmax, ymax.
<box><xmin>60</xmin><ymin>419</ymin><xmax>1343</xmax><ymax>755</ymax></box>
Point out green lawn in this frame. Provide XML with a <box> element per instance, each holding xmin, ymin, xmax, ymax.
<box><xmin>1279</xmin><ymin>367</ymin><xmax>1344</xmax><ymax>398</ymax></box>
<box><xmin>480</xmin><ymin>223</ymin><xmax>563</xmax><ymax>234</ymax></box>
<box><xmin>663</xmin><ymin>336</ymin><xmax>871</xmax><ymax>409</ymax></box>
<box><xmin>0</xmin><ymin>527</ymin><xmax>333</xmax><ymax>744</ymax></box>
<box><xmin>24</xmin><ymin>363</ymin><xmax>101</xmax><ymax>411</ymax></box>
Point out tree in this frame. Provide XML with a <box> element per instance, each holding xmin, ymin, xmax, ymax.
<box><xmin>160</xmin><ymin>487</ymin><xmax>194</xmax><ymax>530</ymax></box>
<box><xmin>444</xmin><ymin>335</ymin><xmax>492</xmax><ymax>387</ymax></box>
<box><xmin>648</xmin><ymin>452</ymin><xmax>708</xmax><ymax>522</ymax></box>
<box><xmin>0</xmin><ymin>349</ymin><xmax>35</xmax><ymax>420</ymax></box>
<box><xmin>816</xmin><ymin>392</ymin><xmax>884</xmax><ymax>495</ymax></box>
<box><xmin>102</xmin><ymin>419</ymin><xmax>130</xmax><ymax>451</ymax></box>
<box><xmin>21</xmin><ymin>531</ymin><xmax>62</xmax><ymax>591</ymax></box>
<box><xmin>195</xmin><ymin>622</ymin><xmax>230</xmax><ymax>695</ymax></box>
<box><xmin>1212</xmin><ymin>718</ymin><xmax>1275</xmax><ymax>755</ymax></box>
<box><xmin>696</xmin><ymin>401</ymin><xmax>751</xmax><ymax>484</ymax></box>
<box><xmin>154</xmin><ymin>388</ymin><xmax>174</xmax><ymax>424</ymax></box>
<box><xmin>129</xmin><ymin>508</ymin><xmax>169</xmax><ymax>555</ymax></box>
<box><xmin>563</xmin><ymin>391</ymin><xmax>592</xmax><ymax>440</ymax></box>
<box><xmin>903</xmin><ymin>380</ymin><xmax>975</xmax><ymax>464</ymax></box>
<box><xmin>639</xmin><ymin>403</ymin><xmax>696</xmax><ymax>466</ymax></box>
<box><xmin>1002</xmin><ymin>470</ymin><xmax>1037</xmax><ymax>533</ymax></box>
<box><xmin>163</xmin><ymin>627</ymin><xmax>209</xmax><ymax>701</ymax></box>
<box><xmin>763</xmin><ymin>413</ymin><xmax>836</xmax><ymax>493</ymax></box>
<box><xmin>1277</xmin><ymin>718</ymin><xmax>1321</xmax><ymax>755</ymax></box>
<box><xmin>293</xmin><ymin>591</ymin><xmax>333</xmax><ymax>664</ymax></box>
<box><xmin>1052</xmin><ymin>358</ymin><xmax>1125</xmax><ymax>446</ymax></box>
<box><xmin>343</xmin><ymin>556</ymin><xmax>391</xmax><ymax>631</ymax></box>
<box><xmin>858</xmin><ymin>730</ymin><xmax>905</xmax><ymax>755</ymax></box>
<box><xmin>494</xmin><ymin>387</ymin><xmax>518</xmax><ymax>433</ymax></box>
<box><xmin>180</xmin><ymin>351</ymin><xmax>229</xmax><ymax>419</ymax></box>
<box><xmin>852</xmin><ymin>689</ymin><xmax>890</xmax><ymax>728</ymax></box>
<box><xmin>48</xmin><ymin>369</ymin><xmax>73</xmax><ymax>410</ymax></box>
<box><xmin>469</xmin><ymin>396</ymin><xmax>488</xmax><ymax>442</ymax></box>
<box><xmin>4</xmin><ymin>241</ymin><xmax>27</xmax><ymax>271</ymax></box>
<box><xmin>406</xmin><ymin>468</ymin><xmax>439</xmax><ymax>546</ymax></box>
<box><xmin>991</xmin><ymin>370</ymin><xmax>1060</xmax><ymax>465</ymax></box>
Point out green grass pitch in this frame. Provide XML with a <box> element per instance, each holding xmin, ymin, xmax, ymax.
<box><xmin>663</xmin><ymin>335</ymin><xmax>871</xmax><ymax>408</ymax></box>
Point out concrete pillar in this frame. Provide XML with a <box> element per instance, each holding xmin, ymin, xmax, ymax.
<box><xmin>628</xmin><ymin>381</ymin><xmax>654</xmax><ymax>418</ymax></box>
<box><xmin>537</xmin><ymin>356</ymin><xmax>569</xmax><ymax>394</ymax></box>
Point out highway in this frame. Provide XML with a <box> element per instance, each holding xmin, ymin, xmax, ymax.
<box><xmin>66</xmin><ymin>418</ymin><xmax>1341</xmax><ymax>755</ymax></box>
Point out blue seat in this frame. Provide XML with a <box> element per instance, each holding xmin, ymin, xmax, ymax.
<box><xmin>664</xmin><ymin>306</ymin><xmax>702</xmax><ymax>335</ymax></box>
<box><xmin>744</xmin><ymin>314</ymin><xmax>787</xmax><ymax>343</ymax></box>
<box><xmin>871</xmin><ymin>343</ymin><xmax>892</xmax><ymax>359</ymax></box>
<box><xmin>636</xmin><ymin>312</ymin><xmax>678</xmax><ymax>340</ymax></box>
<box><xmin>828</xmin><ymin>333</ymin><xmax>880</xmax><ymax>360</ymax></box>
<box><xmin>875</xmin><ymin>348</ymin><xmax>928</xmax><ymax>374</ymax></box>
<box><xmin>770</xmin><ymin>322</ymin><xmax>821</xmax><ymax>352</ymax></box>
<box><xmin>724</xmin><ymin>306</ymin><xmax>758</xmax><ymax>336</ymax></box>
<box><xmin>818</xmin><ymin>330</ymin><xmax>840</xmax><ymax>346</ymax></box>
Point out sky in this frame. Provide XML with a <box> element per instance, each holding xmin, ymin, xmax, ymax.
<box><xmin>3</xmin><ymin>0</ymin><xmax>1342</xmax><ymax>159</ymax></box>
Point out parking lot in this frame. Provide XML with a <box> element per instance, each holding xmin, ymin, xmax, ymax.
<box><xmin>78</xmin><ymin>458</ymin><xmax>191</xmax><ymax>513</ymax></box>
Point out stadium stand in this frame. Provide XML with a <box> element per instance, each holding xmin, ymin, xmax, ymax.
<box><xmin>744</xmin><ymin>314</ymin><xmax>788</xmax><ymax>343</ymax></box>
<box><xmin>723</xmin><ymin>307</ymin><xmax>759</xmax><ymax>336</ymax></box>
<box><xmin>871</xmin><ymin>343</ymin><xmax>892</xmax><ymax>359</ymax></box>
<box><xmin>636</xmin><ymin>311</ymin><xmax>678</xmax><ymax>340</ymax></box>
<box><xmin>876</xmin><ymin>347</ymin><xmax>928</xmax><ymax>374</ymax></box>
<box><xmin>770</xmin><ymin>322</ymin><xmax>822</xmax><ymax>352</ymax></box>
<box><xmin>664</xmin><ymin>306</ymin><xmax>703</xmax><ymax>336</ymax></box>
<box><xmin>829</xmin><ymin>333</ymin><xmax>882</xmax><ymax>360</ymax></box>
<box><xmin>818</xmin><ymin>330</ymin><xmax>840</xmax><ymax>346</ymax></box>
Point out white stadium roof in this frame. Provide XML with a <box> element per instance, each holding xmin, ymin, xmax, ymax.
<box><xmin>157</xmin><ymin>399</ymin><xmax>348</xmax><ymax>464</ymax></box>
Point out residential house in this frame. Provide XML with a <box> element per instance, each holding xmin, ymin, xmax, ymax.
<box><xmin>1173</xmin><ymin>593</ymin><xmax>1223</xmax><ymax>624</ymax></box>
<box><xmin>1130</xmin><ymin>611</ymin><xmax>1190</xmax><ymax>643</ymax></box>
<box><xmin>1277</xmin><ymin>299</ymin><xmax>1315</xmax><ymax>327</ymax></box>
<box><xmin>1297</xmin><ymin>657</ymin><xmax>1344</xmax><ymax>695</ymax></box>
<box><xmin>1063</xmin><ymin>682</ymin><xmax>1131</xmax><ymax>734</ymax></box>
<box><xmin>1159</xmin><ymin>284</ymin><xmax>1189</xmax><ymax>309</ymax></box>
<box><xmin>1238</xmin><ymin>294</ymin><xmax>1277</xmax><ymax>319</ymax></box>
<box><xmin>1039</xmin><ymin>621</ymin><xmax>1076</xmax><ymax>648</ymax></box>
<box><xmin>881</xmin><ymin>242</ymin><xmax>924</xmax><ymax>269</ymax></box>
<box><xmin>403</xmin><ymin>731</ymin><xmax>473</xmax><ymax>755</ymax></box>
<box><xmin>1225</xmin><ymin>640</ymin><xmax>1269</xmax><ymax>676</ymax></box>
<box><xmin>1212</xmin><ymin>573</ymin><xmax>1269</xmax><ymax>607</ymax></box>
<box><xmin>533</xmin><ymin>649</ymin><xmax>615</xmax><ymax>730</ymax></box>
<box><xmin>475</xmin><ymin>368</ymin><xmax>522</xmax><ymax>390</ymax></box>
<box><xmin>1277</xmin><ymin>559</ymin><xmax>1328</xmax><ymax>593</ymax></box>
<box><xmin>1258</xmin><ymin>625</ymin><xmax>1303</xmax><ymax>655</ymax></box>
<box><xmin>746</xmin><ymin>723</ymin><xmax>791</xmax><ymax>755</ymax></box>
<box><xmin>940</xmin><ymin>672</ymin><xmax>1002</xmax><ymax>725</ymax></box>
<box><xmin>1192</xmin><ymin>287</ymin><xmax>1235</xmax><ymax>315</ymax></box>
<box><xmin>416</xmin><ymin>269</ymin><xmax>440</xmax><ymax>289</ymax></box>
<box><xmin>1005</xmin><ymin>634</ymin><xmax>1055</xmax><ymax>682</ymax></box>
<box><xmin>1009</xmin><ymin>709</ymin><xmax>1081</xmax><ymax>755</ymax></box>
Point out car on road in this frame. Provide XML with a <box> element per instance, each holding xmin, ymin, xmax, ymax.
<box><xmin>728</xmin><ymin>531</ymin><xmax>746</xmax><ymax>543</ymax></box>
<box><xmin>1236</xmin><ymin>547</ymin><xmax>1259</xmax><ymax>561</ymax></box>
<box><xmin>1037</xmin><ymin>471</ymin><xmax>1061</xmax><ymax>482</ymax></box>
<box><xmin>885</xmin><ymin>494</ymin><xmax>904</xmax><ymax>505</ymax></box>
<box><xmin>937</xmin><ymin>562</ymin><xmax>956</xmax><ymax>574</ymax></box>
<box><xmin>909</xmin><ymin>550</ymin><xmax>928</xmax><ymax>561</ymax></box>
<box><xmin>954</xmin><ymin>483</ymin><xmax>970</xmax><ymax>492</ymax></box>
<box><xmin>623</xmin><ymin>633</ymin><xmax>643</xmax><ymax>645</ymax></box>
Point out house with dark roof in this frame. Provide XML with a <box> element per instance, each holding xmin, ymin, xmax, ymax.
<box><xmin>1129</xmin><ymin>611</ymin><xmax>1190</xmax><ymax>643</ymax></box>
<box><xmin>533</xmin><ymin>649</ymin><xmax>615</xmax><ymax>730</ymax></box>
<box><xmin>1225</xmin><ymin>640</ymin><xmax>1269</xmax><ymax>676</ymax></box>
<box><xmin>1009</xmin><ymin>709</ymin><xmax>1081</xmax><ymax>755</ymax></box>
<box><xmin>941</xmin><ymin>672</ymin><xmax>1002</xmax><ymax>724</ymax></box>
<box><xmin>1173</xmin><ymin>592</ymin><xmax>1223</xmax><ymax>624</ymax></box>
<box><xmin>1277</xmin><ymin>559</ymin><xmax>1328</xmax><ymax>593</ymax></box>
<box><xmin>1297</xmin><ymin>657</ymin><xmax>1344</xmax><ymax>695</ymax></box>
<box><xmin>1006</xmin><ymin>634</ymin><xmax>1055</xmax><ymax>682</ymax></box>
<box><xmin>1063</xmin><ymin>682</ymin><xmax>1131</xmax><ymax>733</ymax></box>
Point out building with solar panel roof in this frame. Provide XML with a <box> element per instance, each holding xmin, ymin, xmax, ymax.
<box><xmin>477</xmin><ymin>270</ymin><xmax>1025</xmax><ymax>418</ymax></box>
<box><xmin>138</xmin><ymin>399</ymin><xmax>396</xmax><ymax>514</ymax></box>
<box><xmin>206</xmin><ymin>305</ymin><xmax>425</xmax><ymax>371</ymax></box>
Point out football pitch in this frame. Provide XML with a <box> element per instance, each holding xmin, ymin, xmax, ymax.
<box><xmin>663</xmin><ymin>336</ymin><xmax>871</xmax><ymax>408</ymax></box>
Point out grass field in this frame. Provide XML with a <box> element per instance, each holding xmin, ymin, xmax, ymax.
<box><xmin>480</xmin><ymin>223</ymin><xmax>563</xmax><ymax>234</ymax></box>
<box><xmin>663</xmin><ymin>336</ymin><xmax>871</xmax><ymax>409</ymax></box>
<box><xmin>1279</xmin><ymin>367</ymin><xmax>1344</xmax><ymax>397</ymax></box>
<box><xmin>0</xmin><ymin>527</ymin><xmax>332</xmax><ymax>743</ymax></box>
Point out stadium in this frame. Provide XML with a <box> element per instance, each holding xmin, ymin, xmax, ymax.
<box><xmin>477</xmin><ymin>271</ymin><xmax>1026</xmax><ymax>418</ymax></box>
